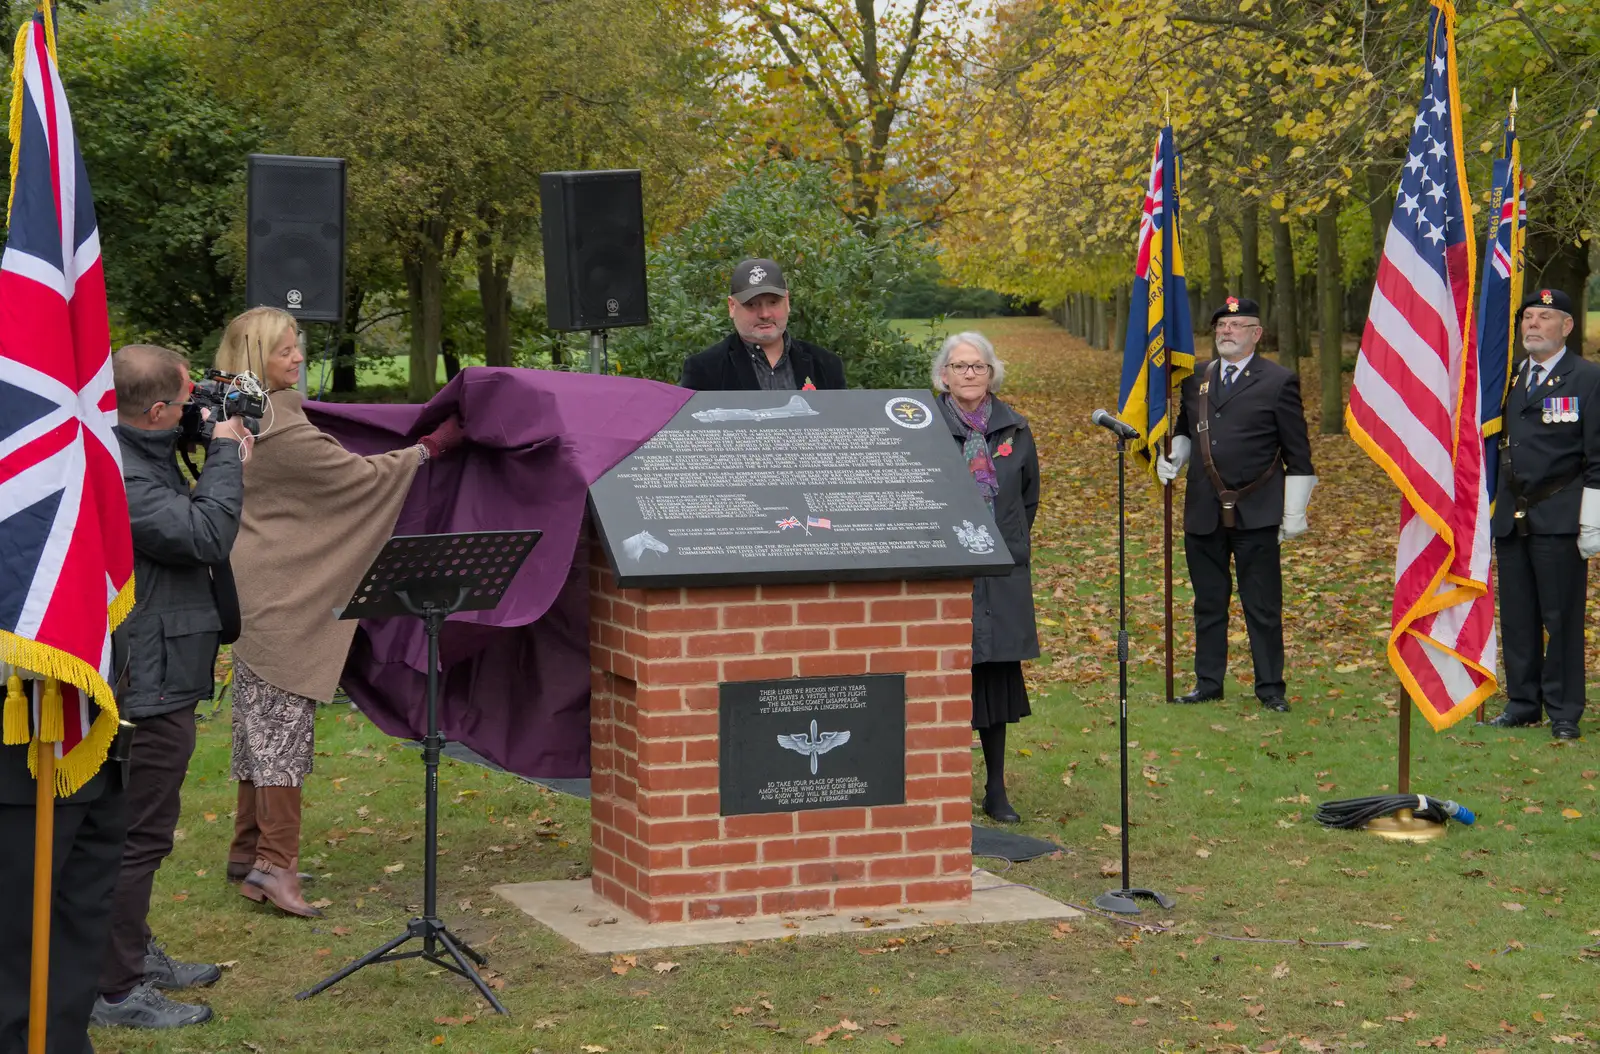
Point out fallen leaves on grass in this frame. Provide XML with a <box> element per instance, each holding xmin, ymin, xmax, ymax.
<box><xmin>1271</xmin><ymin>961</ymin><xmax>1291</xmax><ymax>979</ymax></box>
<box><xmin>610</xmin><ymin>954</ymin><xmax>637</xmax><ymax>976</ymax></box>
<box><xmin>1501</xmin><ymin>902</ymin><xmax>1526</xmax><ymax>912</ymax></box>
<box><xmin>652</xmin><ymin>961</ymin><xmax>679</xmax><ymax>974</ymax></box>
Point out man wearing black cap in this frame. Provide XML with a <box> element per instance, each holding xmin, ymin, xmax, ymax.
<box><xmin>678</xmin><ymin>258</ymin><xmax>847</xmax><ymax>391</ymax></box>
<box><xmin>1486</xmin><ymin>287</ymin><xmax>1600</xmax><ymax>740</ymax></box>
<box><xmin>1157</xmin><ymin>296</ymin><xmax>1316</xmax><ymax>713</ymax></box>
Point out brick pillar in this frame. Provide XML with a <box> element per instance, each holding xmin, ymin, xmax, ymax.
<box><xmin>588</xmin><ymin>542</ymin><xmax>975</xmax><ymax>923</ymax></box>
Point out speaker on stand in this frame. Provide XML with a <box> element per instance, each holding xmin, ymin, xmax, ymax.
<box><xmin>540</xmin><ymin>169</ymin><xmax>649</xmax><ymax>373</ymax></box>
<box><xmin>247</xmin><ymin>154</ymin><xmax>347</xmax><ymax>393</ymax></box>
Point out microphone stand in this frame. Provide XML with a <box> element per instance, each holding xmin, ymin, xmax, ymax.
<box><xmin>1094</xmin><ymin>429</ymin><xmax>1174</xmax><ymax>915</ymax></box>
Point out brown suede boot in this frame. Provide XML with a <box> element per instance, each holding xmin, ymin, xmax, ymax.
<box><xmin>226</xmin><ymin>780</ymin><xmax>259</xmax><ymax>882</ymax></box>
<box><xmin>240</xmin><ymin>785</ymin><xmax>322</xmax><ymax>918</ymax></box>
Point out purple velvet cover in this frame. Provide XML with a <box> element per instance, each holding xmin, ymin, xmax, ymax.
<box><xmin>304</xmin><ymin>367</ymin><xmax>691</xmax><ymax>778</ymax></box>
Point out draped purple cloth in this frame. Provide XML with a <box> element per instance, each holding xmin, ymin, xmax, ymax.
<box><xmin>305</xmin><ymin>367</ymin><xmax>691</xmax><ymax>778</ymax></box>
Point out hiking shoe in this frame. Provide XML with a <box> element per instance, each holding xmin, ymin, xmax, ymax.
<box><xmin>90</xmin><ymin>983</ymin><xmax>213</xmax><ymax>1029</ymax></box>
<box><xmin>145</xmin><ymin>940</ymin><xmax>221</xmax><ymax>990</ymax></box>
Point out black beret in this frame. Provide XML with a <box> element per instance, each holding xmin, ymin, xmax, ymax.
<box><xmin>1520</xmin><ymin>287</ymin><xmax>1574</xmax><ymax>316</ymax></box>
<box><xmin>1210</xmin><ymin>296</ymin><xmax>1261</xmax><ymax>326</ymax></box>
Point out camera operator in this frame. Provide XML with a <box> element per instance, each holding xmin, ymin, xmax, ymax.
<box><xmin>89</xmin><ymin>345</ymin><xmax>248</xmax><ymax>1031</ymax></box>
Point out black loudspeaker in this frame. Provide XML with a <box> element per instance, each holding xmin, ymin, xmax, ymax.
<box><xmin>247</xmin><ymin>154</ymin><xmax>346</xmax><ymax>323</ymax></box>
<box><xmin>540</xmin><ymin>169</ymin><xmax>648</xmax><ymax>331</ymax></box>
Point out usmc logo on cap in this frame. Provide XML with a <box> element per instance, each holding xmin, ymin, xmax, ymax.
<box><xmin>1541</xmin><ymin>289</ymin><xmax>1554</xmax><ymax>305</ymax></box>
<box><xmin>748</xmin><ymin>265</ymin><xmax>767</xmax><ymax>284</ymax></box>
<box><xmin>1225</xmin><ymin>296</ymin><xmax>1239</xmax><ymax>313</ymax></box>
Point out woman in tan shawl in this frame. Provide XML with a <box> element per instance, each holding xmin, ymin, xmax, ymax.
<box><xmin>215</xmin><ymin>307</ymin><xmax>463</xmax><ymax>917</ymax></box>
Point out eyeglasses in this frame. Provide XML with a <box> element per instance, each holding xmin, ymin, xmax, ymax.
<box><xmin>142</xmin><ymin>378</ymin><xmax>195</xmax><ymax>416</ymax></box>
<box><xmin>1214</xmin><ymin>321</ymin><xmax>1259</xmax><ymax>334</ymax></box>
<box><xmin>945</xmin><ymin>362</ymin><xmax>992</xmax><ymax>376</ymax></box>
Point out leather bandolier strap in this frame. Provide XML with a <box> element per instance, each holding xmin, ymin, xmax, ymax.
<box><xmin>1195</xmin><ymin>358</ymin><xmax>1282</xmax><ymax>529</ymax></box>
<box><xmin>1500</xmin><ymin>443</ymin><xmax>1582</xmax><ymax>536</ymax></box>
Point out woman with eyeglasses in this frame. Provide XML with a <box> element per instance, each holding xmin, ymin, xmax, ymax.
<box><xmin>933</xmin><ymin>332</ymin><xmax>1041</xmax><ymax>824</ymax></box>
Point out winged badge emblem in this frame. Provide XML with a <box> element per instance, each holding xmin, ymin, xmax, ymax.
<box><xmin>776</xmin><ymin>719</ymin><xmax>851</xmax><ymax>775</ymax></box>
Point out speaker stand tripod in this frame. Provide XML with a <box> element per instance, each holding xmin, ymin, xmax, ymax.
<box><xmin>295</xmin><ymin>530</ymin><xmax>541</xmax><ymax>1011</ymax></box>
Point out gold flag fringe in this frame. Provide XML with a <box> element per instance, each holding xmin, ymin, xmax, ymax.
<box><xmin>2</xmin><ymin>674</ymin><xmax>25</xmax><ymax>745</ymax></box>
<box><xmin>0</xmin><ymin>632</ymin><xmax>122</xmax><ymax>797</ymax></box>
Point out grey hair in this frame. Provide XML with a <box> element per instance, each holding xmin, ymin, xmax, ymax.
<box><xmin>931</xmin><ymin>331</ymin><xmax>1005</xmax><ymax>393</ymax></box>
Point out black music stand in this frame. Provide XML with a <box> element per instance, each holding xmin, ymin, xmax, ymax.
<box><xmin>295</xmin><ymin>530</ymin><xmax>541</xmax><ymax>1013</ymax></box>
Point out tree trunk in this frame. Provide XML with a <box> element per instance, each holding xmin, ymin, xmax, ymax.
<box><xmin>1317</xmin><ymin>202</ymin><xmax>1344</xmax><ymax>433</ymax></box>
<box><xmin>1298</xmin><ymin>271</ymin><xmax>1314</xmax><ymax>373</ymax></box>
<box><xmin>403</xmin><ymin>218</ymin><xmax>447</xmax><ymax>402</ymax></box>
<box><xmin>1206</xmin><ymin>215</ymin><xmax>1226</xmax><ymax>322</ymax></box>
<box><xmin>1188</xmin><ymin>281</ymin><xmax>1204</xmax><ymax>338</ymax></box>
<box><xmin>1241</xmin><ymin>199</ymin><xmax>1261</xmax><ymax>306</ymax></box>
<box><xmin>1090</xmin><ymin>294</ymin><xmax>1104</xmax><ymax>349</ymax></box>
<box><xmin>331</xmin><ymin>285</ymin><xmax>364</xmax><ymax>394</ymax></box>
<box><xmin>1526</xmin><ymin>227</ymin><xmax>1592</xmax><ymax>357</ymax></box>
<box><xmin>477</xmin><ymin>234</ymin><xmax>515</xmax><ymax>369</ymax></box>
<box><xmin>1270</xmin><ymin>207</ymin><xmax>1298</xmax><ymax>366</ymax></box>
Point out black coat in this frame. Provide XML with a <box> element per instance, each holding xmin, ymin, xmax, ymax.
<box><xmin>1491</xmin><ymin>351</ymin><xmax>1600</xmax><ymax>537</ymax></box>
<box><xmin>113</xmin><ymin>425</ymin><xmax>243</xmax><ymax>719</ymax></box>
<box><xmin>1173</xmin><ymin>355</ymin><xmax>1314</xmax><ymax>534</ymax></box>
<box><xmin>679</xmin><ymin>332</ymin><xmax>847</xmax><ymax>391</ymax></box>
<box><xmin>939</xmin><ymin>395</ymin><xmax>1040</xmax><ymax>665</ymax></box>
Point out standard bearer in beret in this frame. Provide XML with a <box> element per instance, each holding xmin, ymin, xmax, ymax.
<box><xmin>1158</xmin><ymin>295</ymin><xmax>1316</xmax><ymax>712</ymax></box>
<box><xmin>1485</xmin><ymin>286</ymin><xmax>1600</xmax><ymax>739</ymax></box>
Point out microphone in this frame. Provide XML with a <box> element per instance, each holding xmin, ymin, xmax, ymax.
<box><xmin>1091</xmin><ymin>409</ymin><xmax>1141</xmax><ymax>440</ymax></box>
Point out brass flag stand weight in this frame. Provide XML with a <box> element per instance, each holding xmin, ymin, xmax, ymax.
<box><xmin>1363</xmin><ymin>686</ymin><xmax>1447</xmax><ymax>842</ymax></box>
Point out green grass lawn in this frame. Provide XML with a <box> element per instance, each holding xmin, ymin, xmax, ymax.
<box><xmin>99</xmin><ymin>665</ymin><xmax>1598</xmax><ymax>1054</ymax></box>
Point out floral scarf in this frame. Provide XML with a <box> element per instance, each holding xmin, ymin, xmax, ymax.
<box><xmin>946</xmin><ymin>394</ymin><xmax>998</xmax><ymax>511</ymax></box>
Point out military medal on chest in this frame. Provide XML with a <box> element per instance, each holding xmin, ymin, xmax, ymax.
<box><xmin>1541</xmin><ymin>396</ymin><xmax>1578</xmax><ymax>424</ymax></box>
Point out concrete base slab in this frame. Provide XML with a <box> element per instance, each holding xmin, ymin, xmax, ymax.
<box><xmin>493</xmin><ymin>870</ymin><xmax>1083</xmax><ymax>954</ymax></box>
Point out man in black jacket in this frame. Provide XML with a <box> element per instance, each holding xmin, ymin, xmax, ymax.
<box><xmin>90</xmin><ymin>345</ymin><xmax>247</xmax><ymax>1030</ymax></box>
<box><xmin>679</xmin><ymin>258</ymin><xmax>847</xmax><ymax>391</ymax></box>
<box><xmin>1485</xmin><ymin>288</ymin><xmax>1600</xmax><ymax>740</ymax></box>
<box><xmin>1159</xmin><ymin>297</ymin><xmax>1317</xmax><ymax>713</ymax></box>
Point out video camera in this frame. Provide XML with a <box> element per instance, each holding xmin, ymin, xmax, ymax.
<box><xmin>181</xmin><ymin>369</ymin><xmax>267</xmax><ymax>444</ymax></box>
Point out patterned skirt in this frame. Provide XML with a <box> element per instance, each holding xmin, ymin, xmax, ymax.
<box><xmin>230</xmin><ymin>657</ymin><xmax>317</xmax><ymax>788</ymax></box>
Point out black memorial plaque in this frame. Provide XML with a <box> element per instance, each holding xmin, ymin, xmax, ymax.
<box><xmin>589</xmin><ymin>389</ymin><xmax>1014</xmax><ymax>588</ymax></box>
<box><xmin>719</xmin><ymin>674</ymin><xmax>905</xmax><ymax>816</ymax></box>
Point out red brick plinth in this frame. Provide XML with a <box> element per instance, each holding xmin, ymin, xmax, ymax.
<box><xmin>588</xmin><ymin>545</ymin><xmax>975</xmax><ymax>923</ymax></box>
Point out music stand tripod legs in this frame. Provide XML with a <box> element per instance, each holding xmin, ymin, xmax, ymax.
<box><xmin>296</xmin><ymin>591</ymin><xmax>506</xmax><ymax>1013</ymax></box>
<box><xmin>1093</xmin><ymin>433</ymin><xmax>1174</xmax><ymax>916</ymax></box>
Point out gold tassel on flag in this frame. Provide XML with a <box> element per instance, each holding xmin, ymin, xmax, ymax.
<box><xmin>3</xmin><ymin>673</ymin><xmax>26</xmax><ymax>745</ymax></box>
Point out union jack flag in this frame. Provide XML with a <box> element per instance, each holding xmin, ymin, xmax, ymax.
<box><xmin>1116</xmin><ymin>124</ymin><xmax>1194</xmax><ymax>476</ymax></box>
<box><xmin>1346</xmin><ymin>0</ymin><xmax>1496</xmax><ymax>730</ymax></box>
<box><xmin>776</xmin><ymin>516</ymin><xmax>802</xmax><ymax>531</ymax></box>
<box><xmin>0</xmin><ymin>4</ymin><xmax>130</xmax><ymax>794</ymax></box>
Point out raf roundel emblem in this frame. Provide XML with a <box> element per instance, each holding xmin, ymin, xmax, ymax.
<box><xmin>1541</xmin><ymin>289</ymin><xmax>1554</xmax><ymax>305</ymax></box>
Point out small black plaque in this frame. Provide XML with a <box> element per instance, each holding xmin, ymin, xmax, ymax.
<box><xmin>588</xmin><ymin>389</ymin><xmax>1014</xmax><ymax>588</ymax></box>
<box><xmin>719</xmin><ymin>674</ymin><xmax>906</xmax><ymax>816</ymax></box>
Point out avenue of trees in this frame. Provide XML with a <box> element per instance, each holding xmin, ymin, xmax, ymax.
<box><xmin>2</xmin><ymin>0</ymin><xmax>1594</xmax><ymax>410</ymax></box>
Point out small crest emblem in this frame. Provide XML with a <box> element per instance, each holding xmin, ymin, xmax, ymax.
<box><xmin>1226</xmin><ymin>296</ymin><xmax>1239</xmax><ymax>313</ymax></box>
<box><xmin>953</xmin><ymin>520</ymin><xmax>995</xmax><ymax>555</ymax></box>
<box><xmin>1541</xmin><ymin>289</ymin><xmax>1554</xmax><ymax>305</ymax></box>
<box><xmin>748</xmin><ymin>265</ymin><xmax>767</xmax><ymax>284</ymax></box>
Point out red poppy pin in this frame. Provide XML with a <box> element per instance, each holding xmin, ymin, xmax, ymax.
<box><xmin>802</xmin><ymin>378</ymin><xmax>817</xmax><ymax>391</ymax></box>
<box><xmin>996</xmin><ymin>442</ymin><xmax>1013</xmax><ymax>457</ymax></box>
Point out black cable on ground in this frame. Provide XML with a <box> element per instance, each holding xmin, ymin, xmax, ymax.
<box><xmin>1315</xmin><ymin>794</ymin><xmax>1474</xmax><ymax>828</ymax></box>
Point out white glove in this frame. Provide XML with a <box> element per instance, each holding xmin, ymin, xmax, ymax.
<box><xmin>1279</xmin><ymin>474</ymin><xmax>1318</xmax><ymax>542</ymax></box>
<box><xmin>1580</xmin><ymin>488</ymin><xmax>1600</xmax><ymax>560</ymax></box>
<box><xmin>1156</xmin><ymin>435</ymin><xmax>1192</xmax><ymax>486</ymax></box>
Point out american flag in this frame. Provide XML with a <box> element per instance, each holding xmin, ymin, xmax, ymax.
<box><xmin>0</xmin><ymin>4</ymin><xmax>130</xmax><ymax>794</ymax></box>
<box><xmin>1346</xmin><ymin>0</ymin><xmax>1496</xmax><ymax>731</ymax></box>
<box><xmin>806</xmin><ymin>516</ymin><xmax>831</xmax><ymax>530</ymax></box>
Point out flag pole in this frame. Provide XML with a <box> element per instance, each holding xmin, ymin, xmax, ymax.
<box><xmin>29</xmin><ymin>681</ymin><xmax>60</xmax><ymax>1054</ymax></box>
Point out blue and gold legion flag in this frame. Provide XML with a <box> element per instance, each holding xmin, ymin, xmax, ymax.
<box><xmin>1116</xmin><ymin>126</ymin><xmax>1194</xmax><ymax>471</ymax></box>
<box><xmin>1476</xmin><ymin>111</ymin><xmax>1525</xmax><ymax>501</ymax></box>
